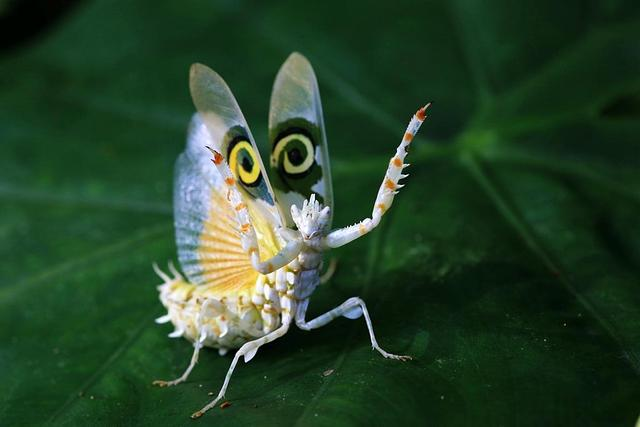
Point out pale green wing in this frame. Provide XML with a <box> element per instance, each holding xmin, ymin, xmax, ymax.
<box><xmin>268</xmin><ymin>52</ymin><xmax>334</xmax><ymax>228</ymax></box>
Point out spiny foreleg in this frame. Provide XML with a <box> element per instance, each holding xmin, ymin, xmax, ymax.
<box><xmin>323</xmin><ymin>104</ymin><xmax>430</xmax><ymax>249</ymax></box>
<box><xmin>207</xmin><ymin>148</ymin><xmax>302</xmax><ymax>274</ymax></box>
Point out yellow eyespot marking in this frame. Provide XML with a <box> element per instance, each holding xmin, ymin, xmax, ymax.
<box><xmin>273</xmin><ymin>133</ymin><xmax>314</xmax><ymax>175</ymax></box>
<box><xmin>229</xmin><ymin>140</ymin><xmax>261</xmax><ymax>185</ymax></box>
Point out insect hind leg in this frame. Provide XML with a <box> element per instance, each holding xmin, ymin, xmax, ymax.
<box><xmin>296</xmin><ymin>297</ymin><xmax>411</xmax><ymax>361</ymax></box>
<box><xmin>191</xmin><ymin>322</ymin><xmax>290</xmax><ymax>419</ymax></box>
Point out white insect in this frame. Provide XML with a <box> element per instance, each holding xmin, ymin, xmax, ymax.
<box><xmin>152</xmin><ymin>52</ymin><xmax>430</xmax><ymax>418</ymax></box>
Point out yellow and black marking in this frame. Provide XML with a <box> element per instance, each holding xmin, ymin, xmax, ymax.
<box><xmin>228</xmin><ymin>137</ymin><xmax>262</xmax><ymax>187</ymax></box>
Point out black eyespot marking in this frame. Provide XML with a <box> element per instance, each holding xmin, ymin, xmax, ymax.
<box><xmin>241</xmin><ymin>156</ymin><xmax>253</xmax><ymax>172</ymax></box>
<box><xmin>288</xmin><ymin>147</ymin><xmax>304</xmax><ymax>166</ymax></box>
<box><xmin>272</xmin><ymin>128</ymin><xmax>315</xmax><ymax>177</ymax></box>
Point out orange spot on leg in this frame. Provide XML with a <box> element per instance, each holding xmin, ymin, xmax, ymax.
<box><xmin>392</xmin><ymin>157</ymin><xmax>403</xmax><ymax>167</ymax></box>
<box><xmin>241</xmin><ymin>223</ymin><xmax>250</xmax><ymax>233</ymax></box>
<box><xmin>213</xmin><ymin>151</ymin><xmax>224</xmax><ymax>165</ymax></box>
<box><xmin>384</xmin><ymin>178</ymin><xmax>396</xmax><ymax>190</ymax></box>
<box><xmin>359</xmin><ymin>223</ymin><xmax>367</xmax><ymax>235</ymax></box>
<box><xmin>225</xmin><ymin>177</ymin><xmax>236</xmax><ymax>186</ymax></box>
<box><xmin>235</xmin><ymin>202</ymin><xmax>246</xmax><ymax>211</ymax></box>
<box><xmin>416</xmin><ymin>105</ymin><xmax>428</xmax><ymax>121</ymax></box>
<box><xmin>403</xmin><ymin>132</ymin><xmax>414</xmax><ymax>142</ymax></box>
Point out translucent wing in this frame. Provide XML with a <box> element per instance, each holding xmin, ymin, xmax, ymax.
<box><xmin>268</xmin><ymin>52</ymin><xmax>334</xmax><ymax>228</ymax></box>
<box><xmin>190</xmin><ymin>63</ymin><xmax>283</xmax><ymax>219</ymax></box>
<box><xmin>175</xmin><ymin>66</ymin><xmax>285</xmax><ymax>290</ymax></box>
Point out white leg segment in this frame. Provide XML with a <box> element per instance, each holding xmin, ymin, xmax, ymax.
<box><xmin>323</xmin><ymin>104</ymin><xmax>430</xmax><ymax>249</ymax></box>
<box><xmin>153</xmin><ymin>341</ymin><xmax>203</xmax><ymax>387</ymax></box>
<box><xmin>190</xmin><ymin>322</ymin><xmax>291</xmax><ymax>419</ymax></box>
<box><xmin>207</xmin><ymin>148</ymin><xmax>302</xmax><ymax>274</ymax></box>
<box><xmin>153</xmin><ymin>298</ymin><xmax>216</xmax><ymax>387</ymax></box>
<box><xmin>319</xmin><ymin>258</ymin><xmax>338</xmax><ymax>284</ymax></box>
<box><xmin>296</xmin><ymin>297</ymin><xmax>411</xmax><ymax>361</ymax></box>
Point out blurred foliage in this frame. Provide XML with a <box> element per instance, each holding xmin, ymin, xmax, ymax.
<box><xmin>1</xmin><ymin>0</ymin><xmax>639</xmax><ymax>425</ymax></box>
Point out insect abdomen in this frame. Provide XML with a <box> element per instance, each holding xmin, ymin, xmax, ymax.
<box><xmin>155</xmin><ymin>265</ymin><xmax>298</xmax><ymax>352</ymax></box>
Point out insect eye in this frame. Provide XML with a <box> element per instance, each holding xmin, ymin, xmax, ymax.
<box><xmin>228</xmin><ymin>139</ymin><xmax>261</xmax><ymax>186</ymax></box>
<box><xmin>272</xmin><ymin>132</ymin><xmax>315</xmax><ymax>176</ymax></box>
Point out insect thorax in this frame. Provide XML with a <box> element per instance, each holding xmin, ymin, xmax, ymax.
<box><xmin>290</xmin><ymin>194</ymin><xmax>330</xmax><ymax>242</ymax></box>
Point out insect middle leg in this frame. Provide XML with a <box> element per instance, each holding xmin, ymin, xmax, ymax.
<box><xmin>295</xmin><ymin>297</ymin><xmax>411</xmax><ymax>361</ymax></box>
<box><xmin>153</xmin><ymin>298</ymin><xmax>215</xmax><ymax>388</ymax></box>
<box><xmin>191</xmin><ymin>321</ymin><xmax>291</xmax><ymax>419</ymax></box>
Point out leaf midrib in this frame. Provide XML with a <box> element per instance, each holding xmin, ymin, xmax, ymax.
<box><xmin>462</xmin><ymin>153</ymin><xmax>640</xmax><ymax>374</ymax></box>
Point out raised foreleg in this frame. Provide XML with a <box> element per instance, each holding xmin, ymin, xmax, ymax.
<box><xmin>207</xmin><ymin>147</ymin><xmax>302</xmax><ymax>274</ymax></box>
<box><xmin>295</xmin><ymin>298</ymin><xmax>411</xmax><ymax>361</ymax></box>
<box><xmin>323</xmin><ymin>104</ymin><xmax>430</xmax><ymax>249</ymax></box>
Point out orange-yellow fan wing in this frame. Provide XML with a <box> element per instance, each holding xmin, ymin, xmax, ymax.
<box><xmin>174</xmin><ymin>115</ymin><xmax>282</xmax><ymax>294</ymax></box>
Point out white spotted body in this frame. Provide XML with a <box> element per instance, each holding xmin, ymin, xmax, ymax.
<box><xmin>155</xmin><ymin>196</ymin><xmax>330</xmax><ymax>355</ymax></box>
<box><xmin>155</xmin><ymin>263</ymin><xmax>299</xmax><ymax>354</ymax></box>
<box><xmin>151</xmin><ymin>52</ymin><xmax>429</xmax><ymax>419</ymax></box>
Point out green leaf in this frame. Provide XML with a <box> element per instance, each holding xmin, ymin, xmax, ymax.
<box><xmin>2</xmin><ymin>0</ymin><xmax>640</xmax><ymax>425</ymax></box>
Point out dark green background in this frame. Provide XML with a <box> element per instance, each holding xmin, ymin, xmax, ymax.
<box><xmin>1</xmin><ymin>0</ymin><xmax>639</xmax><ymax>425</ymax></box>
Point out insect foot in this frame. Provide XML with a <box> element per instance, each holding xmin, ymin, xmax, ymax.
<box><xmin>190</xmin><ymin>394</ymin><xmax>224</xmax><ymax>419</ymax></box>
<box><xmin>152</xmin><ymin>379</ymin><xmax>178</xmax><ymax>387</ymax></box>
<box><xmin>384</xmin><ymin>353</ymin><xmax>413</xmax><ymax>362</ymax></box>
<box><xmin>375</xmin><ymin>347</ymin><xmax>413</xmax><ymax>361</ymax></box>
